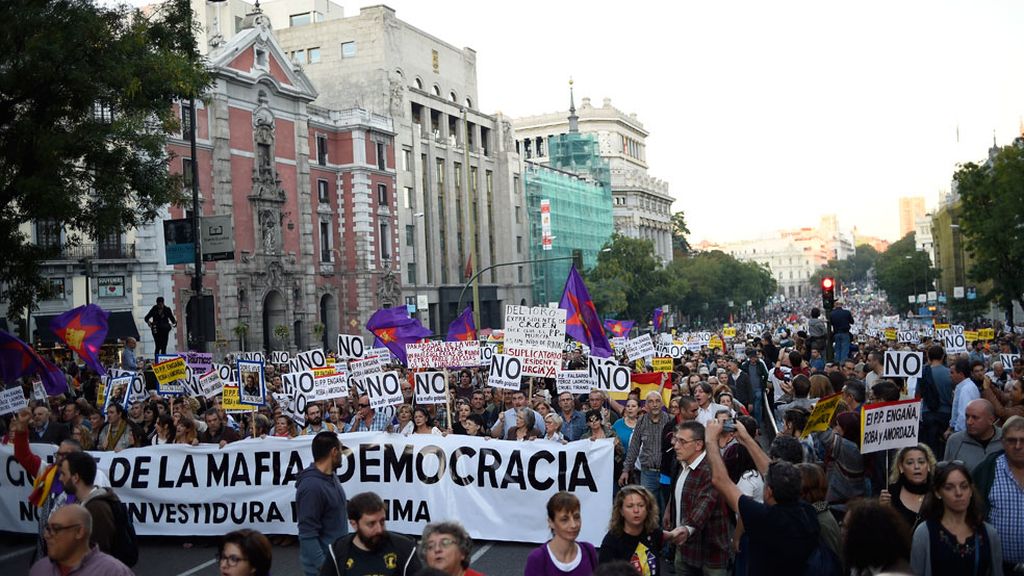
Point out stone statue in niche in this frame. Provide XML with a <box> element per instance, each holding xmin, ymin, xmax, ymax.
<box><xmin>377</xmin><ymin>266</ymin><xmax>400</xmax><ymax>308</ymax></box>
<box><xmin>267</xmin><ymin>262</ymin><xmax>283</xmax><ymax>288</ymax></box>
<box><xmin>502</xmin><ymin>120</ymin><xmax>514</xmax><ymax>152</ymax></box>
<box><xmin>292</xmin><ymin>281</ymin><xmax>302</xmax><ymax>306</ymax></box>
<box><xmin>259</xmin><ymin>209</ymin><xmax>279</xmax><ymax>254</ymax></box>
<box><xmin>238</xmin><ymin>288</ymin><xmax>249</xmax><ymax>315</ymax></box>
<box><xmin>388</xmin><ymin>77</ymin><xmax>405</xmax><ymax>118</ymax></box>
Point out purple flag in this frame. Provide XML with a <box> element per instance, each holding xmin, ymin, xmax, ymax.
<box><xmin>653</xmin><ymin>308</ymin><xmax>664</xmax><ymax>332</ymax></box>
<box><xmin>603</xmin><ymin>319</ymin><xmax>636</xmax><ymax>338</ymax></box>
<box><xmin>0</xmin><ymin>330</ymin><xmax>68</xmax><ymax>396</ymax></box>
<box><xmin>365</xmin><ymin>306</ymin><xmax>432</xmax><ymax>366</ymax></box>
<box><xmin>559</xmin><ymin>265</ymin><xmax>613</xmax><ymax>358</ymax></box>
<box><xmin>446</xmin><ymin>307</ymin><xmax>477</xmax><ymax>342</ymax></box>
<box><xmin>50</xmin><ymin>304</ymin><xmax>109</xmax><ymax>376</ymax></box>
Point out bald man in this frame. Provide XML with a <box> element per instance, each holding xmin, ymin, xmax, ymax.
<box><xmin>29</xmin><ymin>504</ymin><xmax>132</xmax><ymax>575</ymax></box>
<box><xmin>944</xmin><ymin>398</ymin><xmax>1005</xmax><ymax>471</ymax></box>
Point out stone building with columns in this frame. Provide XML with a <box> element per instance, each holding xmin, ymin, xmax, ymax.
<box><xmin>163</xmin><ymin>12</ymin><xmax>400</xmax><ymax>353</ymax></box>
<box><xmin>511</xmin><ymin>95</ymin><xmax>675</xmax><ymax>263</ymax></box>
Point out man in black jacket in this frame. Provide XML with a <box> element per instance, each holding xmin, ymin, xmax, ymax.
<box><xmin>322</xmin><ymin>492</ymin><xmax>421</xmax><ymax>576</ymax></box>
<box><xmin>143</xmin><ymin>297</ymin><xmax>176</xmax><ymax>355</ymax></box>
<box><xmin>31</xmin><ymin>405</ymin><xmax>70</xmax><ymax>445</ymax></box>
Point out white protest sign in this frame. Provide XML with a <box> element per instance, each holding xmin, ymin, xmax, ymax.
<box><xmin>313</xmin><ymin>369</ymin><xmax>348</xmax><ymax>401</ymax></box>
<box><xmin>365</xmin><ymin>347</ymin><xmax>394</xmax><ymax>370</ymax></box>
<box><xmin>236</xmin><ymin>351</ymin><xmax>265</xmax><ymax>363</ymax></box>
<box><xmin>415</xmin><ymin>372</ymin><xmax>449</xmax><ymax>405</ymax></box>
<box><xmin>479</xmin><ymin>344</ymin><xmax>496</xmax><ymax>367</ymax></box>
<box><xmin>503</xmin><ymin>305</ymin><xmax>567</xmax><ymax>378</ymax></box>
<box><xmin>281</xmin><ymin>371</ymin><xmax>316</xmax><ymax>416</ymax></box>
<box><xmin>942</xmin><ymin>332</ymin><xmax>967</xmax><ymax>354</ymax></box>
<box><xmin>289</xmin><ymin>348</ymin><xmax>327</xmax><ymax>372</ymax></box>
<box><xmin>610</xmin><ymin>337</ymin><xmax>626</xmax><ymax>351</ymax></box>
<box><xmin>270</xmin><ymin>351</ymin><xmax>290</xmax><ymax>365</ymax></box>
<box><xmin>588</xmin><ymin>356</ymin><xmax>618</xmax><ymax>384</ymax></box>
<box><xmin>0</xmin><ymin>387</ymin><xmax>28</xmax><ymax>416</ymax></box>
<box><xmin>31</xmin><ymin>381</ymin><xmax>46</xmax><ymax>401</ymax></box>
<box><xmin>337</xmin><ymin>335</ymin><xmax>366</xmax><ymax>359</ymax></box>
<box><xmin>657</xmin><ymin>343</ymin><xmax>687</xmax><ymax>358</ymax></box>
<box><xmin>592</xmin><ymin>364</ymin><xmax>632</xmax><ymax>394</ymax></box>
<box><xmin>624</xmin><ymin>335</ymin><xmax>655</xmax><ymax>362</ymax></box>
<box><xmin>199</xmin><ymin>371</ymin><xmax>223</xmax><ymax>399</ymax></box>
<box><xmin>882</xmin><ymin>351</ymin><xmax>925</xmax><ymax>378</ymax></box>
<box><xmin>861</xmin><ymin>399</ymin><xmax>921</xmax><ymax>454</ymax></box>
<box><xmin>364</xmin><ymin>371</ymin><xmax>403</xmax><ymax>409</ymax></box>
<box><xmin>556</xmin><ymin>370</ymin><xmax>592</xmax><ymax>395</ymax></box>
<box><xmin>489</xmin><ymin>354</ymin><xmax>523</xmax><ymax>390</ymax></box>
<box><xmin>1001</xmin><ymin>354</ymin><xmax>1020</xmax><ymax>368</ymax></box>
<box><xmin>110</xmin><ymin>369</ymin><xmax>147</xmax><ymax>403</ymax></box>
<box><xmin>214</xmin><ymin>363</ymin><xmax>235</xmax><ymax>383</ymax></box>
<box><xmin>406</xmin><ymin>341</ymin><xmax>480</xmax><ymax>369</ymax></box>
<box><xmin>108</xmin><ymin>376</ymin><xmax>133</xmax><ymax>409</ymax></box>
<box><xmin>348</xmin><ymin>357</ymin><xmax>382</xmax><ymax>396</ymax></box>
<box><xmin>896</xmin><ymin>331</ymin><xmax>918</xmax><ymax>344</ymax></box>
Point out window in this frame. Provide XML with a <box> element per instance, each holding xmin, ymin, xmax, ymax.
<box><xmin>290</xmin><ymin>49</ymin><xmax>305</xmax><ymax>64</ymax></box>
<box><xmin>377</xmin><ymin>184</ymin><xmax>388</xmax><ymax>205</ymax></box>
<box><xmin>255</xmin><ymin>48</ymin><xmax>268</xmax><ymax>69</ymax></box>
<box><xmin>414</xmin><ymin>77</ymin><xmax>423</xmax><ymax>90</ymax></box>
<box><xmin>289</xmin><ymin>12</ymin><xmax>311</xmax><ymax>27</ymax></box>
<box><xmin>341</xmin><ymin>41</ymin><xmax>356</xmax><ymax>58</ymax></box>
<box><xmin>432</xmin><ymin>84</ymin><xmax>441</xmax><ymax>97</ymax></box>
<box><xmin>407</xmin><ymin>262</ymin><xmax>417</xmax><ymax>285</ymax></box>
<box><xmin>376</xmin><ymin>142</ymin><xmax>386</xmax><ymax>170</ymax></box>
<box><xmin>46</xmin><ymin>278</ymin><xmax>66</xmax><ymax>300</ymax></box>
<box><xmin>379</xmin><ymin>222</ymin><xmax>390</xmax><ymax>260</ymax></box>
<box><xmin>180</xmin><ymin>102</ymin><xmax>192</xmax><ymax>136</ymax></box>
<box><xmin>515</xmin><ymin>206</ymin><xmax>521</xmax><ymax>224</ymax></box>
<box><xmin>401</xmin><ymin>147</ymin><xmax>412</xmax><ymax>171</ymax></box>
<box><xmin>317</xmin><ymin>179</ymin><xmax>329</xmax><ymax>203</ymax></box>
<box><xmin>403</xmin><ymin>186</ymin><xmax>413</xmax><ymax>209</ymax></box>
<box><xmin>93</xmin><ymin>102</ymin><xmax>114</xmax><ymax>123</ymax></box>
<box><xmin>316</xmin><ymin>134</ymin><xmax>327</xmax><ymax>165</ymax></box>
<box><xmin>320</xmin><ymin>221</ymin><xmax>331</xmax><ymax>262</ymax></box>
<box><xmin>449</xmin><ymin>91</ymin><xmax>457</xmax><ymax>102</ymax></box>
<box><xmin>516</xmin><ymin>236</ymin><xmax>523</xmax><ymax>254</ymax></box>
<box><xmin>517</xmin><ymin>266</ymin><xmax>524</xmax><ymax>283</ymax></box>
<box><xmin>308</xmin><ymin>47</ymin><xmax>321</xmax><ymax>63</ymax></box>
<box><xmin>36</xmin><ymin>219</ymin><xmax>62</xmax><ymax>251</ymax></box>
<box><xmin>182</xmin><ymin>158</ymin><xmax>194</xmax><ymax>187</ymax></box>
<box><xmin>405</xmin><ymin>225</ymin><xmax>415</xmax><ymax>246</ymax></box>
<box><xmin>465</xmin><ymin>97</ymin><xmax>473</xmax><ymax>109</ymax></box>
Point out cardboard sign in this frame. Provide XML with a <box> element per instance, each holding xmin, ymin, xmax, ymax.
<box><xmin>591</xmin><ymin>364</ymin><xmax>631</xmax><ymax>394</ymax></box>
<box><xmin>965</xmin><ymin>330</ymin><xmax>978</xmax><ymax>343</ymax></box>
<box><xmin>556</xmin><ymin>370</ymin><xmax>592</xmax><ymax>395</ymax></box>
<box><xmin>479</xmin><ymin>343</ymin><xmax>497</xmax><ymax>367</ymax></box>
<box><xmin>0</xmin><ymin>387</ymin><xmax>28</xmax><ymax>416</ymax></box>
<box><xmin>281</xmin><ymin>370</ymin><xmax>316</xmax><ymax>416</ymax></box>
<box><xmin>364</xmin><ymin>347</ymin><xmax>393</xmax><ymax>370</ymax></box>
<box><xmin>415</xmin><ymin>372</ymin><xmax>449</xmax><ymax>405</ymax></box>
<box><xmin>503</xmin><ymin>305</ymin><xmax>566</xmax><ymax>377</ymax></box>
<box><xmin>723</xmin><ymin>327</ymin><xmax>737</xmax><ymax>339</ymax></box>
<box><xmin>651</xmin><ymin>357</ymin><xmax>674</xmax><ymax>373</ymax></box>
<box><xmin>213</xmin><ymin>363</ymin><xmax>235</xmax><ymax>384</ymax></box>
<box><xmin>1000</xmin><ymin>354</ymin><xmax>1020</xmax><ymax>368</ymax></box>
<box><xmin>896</xmin><ymin>331</ymin><xmax>917</xmax><ymax>344</ymax></box>
<box><xmin>235</xmin><ymin>351</ymin><xmax>264</xmax><ymax>363</ymax></box>
<box><xmin>624</xmin><ymin>335</ymin><xmax>655</xmax><ymax>362</ymax></box>
<box><xmin>942</xmin><ymin>333</ymin><xmax>967</xmax><ymax>354</ymax></box>
<box><xmin>708</xmin><ymin>335</ymin><xmax>724</xmax><ymax>351</ymax></box>
<box><xmin>884</xmin><ymin>328</ymin><xmax>897</xmax><ymax>341</ymax></box>
<box><xmin>860</xmin><ymin>399</ymin><xmax>920</xmax><ymax>454</ymax></box>
<box><xmin>364</xmin><ymin>371</ymin><xmax>403</xmax><ymax>409</ymax></box>
<box><xmin>406</xmin><ymin>340</ymin><xmax>481</xmax><ymax>369</ymax></box>
<box><xmin>978</xmin><ymin>328</ymin><xmax>995</xmax><ymax>340</ymax></box>
<box><xmin>237</xmin><ymin>360</ymin><xmax>265</xmax><ymax>406</ymax></box>
<box><xmin>153</xmin><ymin>357</ymin><xmax>186</xmax><ymax>395</ymax></box>
<box><xmin>313</xmin><ymin>368</ymin><xmax>349</xmax><ymax>401</ymax></box>
<box><xmin>801</xmin><ymin>393</ymin><xmax>843</xmax><ymax>439</ymax></box>
<box><xmin>199</xmin><ymin>370</ymin><xmax>223</xmax><ymax>399</ymax></box>
<box><xmin>348</xmin><ymin>357</ymin><xmax>383</xmax><ymax>396</ymax></box>
<box><xmin>883</xmin><ymin>351</ymin><xmax>925</xmax><ymax>378</ymax></box>
<box><xmin>270</xmin><ymin>351</ymin><xmax>290</xmax><ymax>365</ymax></box>
<box><xmin>657</xmin><ymin>343</ymin><xmax>687</xmax><ymax>358</ymax></box>
<box><xmin>289</xmin><ymin>348</ymin><xmax>327</xmax><ymax>373</ymax></box>
<box><xmin>488</xmin><ymin>354</ymin><xmax>523</xmax><ymax>390</ymax></box>
<box><xmin>221</xmin><ymin>384</ymin><xmax>249</xmax><ymax>414</ymax></box>
<box><xmin>336</xmin><ymin>335</ymin><xmax>366</xmax><ymax>359</ymax></box>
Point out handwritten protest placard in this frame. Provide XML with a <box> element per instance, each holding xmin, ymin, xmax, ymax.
<box><xmin>556</xmin><ymin>370</ymin><xmax>592</xmax><ymax>395</ymax></box>
<box><xmin>624</xmin><ymin>335</ymin><xmax>655</xmax><ymax>362</ymax></box>
<box><xmin>153</xmin><ymin>357</ymin><xmax>186</xmax><ymax>395</ymax></box>
<box><xmin>406</xmin><ymin>340</ymin><xmax>481</xmax><ymax>369</ymax></box>
<box><xmin>503</xmin><ymin>305</ymin><xmax>566</xmax><ymax>378</ymax></box>
<box><xmin>0</xmin><ymin>387</ymin><xmax>28</xmax><ymax>416</ymax></box>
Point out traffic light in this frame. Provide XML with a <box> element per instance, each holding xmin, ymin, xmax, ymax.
<box><xmin>821</xmin><ymin>277</ymin><xmax>836</xmax><ymax>310</ymax></box>
<box><xmin>571</xmin><ymin>248</ymin><xmax>584</xmax><ymax>270</ymax></box>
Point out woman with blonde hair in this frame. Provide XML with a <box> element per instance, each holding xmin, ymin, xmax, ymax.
<box><xmin>880</xmin><ymin>443</ymin><xmax>936</xmax><ymax>529</ymax></box>
<box><xmin>598</xmin><ymin>485</ymin><xmax>664</xmax><ymax>574</ymax></box>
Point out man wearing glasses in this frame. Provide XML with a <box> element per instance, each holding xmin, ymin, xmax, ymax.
<box><xmin>974</xmin><ymin>415</ymin><xmax>1024</xmax><ymax>575</ymax></box>
<box><xmin>29</xmin><ymin>504</ymin><xmax>132</xmax><ymax>575</ymax></box>
<box><xmin>345</xmin><ymin>395</ymin><xmax>389</xmax><ymax>432</ymax></box>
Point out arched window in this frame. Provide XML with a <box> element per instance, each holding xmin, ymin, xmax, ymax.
<box><xmin>414</xmin><ymin>77</ymin><xmax>423</xmax><ymax>90</ymax></box>
<box><xmin>432</xmin><ymin>84</ymin><xmax>441</xmax><ymax>97</ymax></box>
<box><xmin>465</xmin><ymin>97</ymin><xmax>473</xmax><ymax>108</ymax></box>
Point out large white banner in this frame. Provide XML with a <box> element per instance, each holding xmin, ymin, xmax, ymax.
<box><xmin>0</xmin><ymin>434</ymin><xmax>612</xmax><ymax>543</ymax></box>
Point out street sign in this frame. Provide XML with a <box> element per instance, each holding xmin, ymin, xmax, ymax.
<box><xmin>201</xmin><ymin>215</ymin><xmax>234</xmax><ymax>262</ymax></box>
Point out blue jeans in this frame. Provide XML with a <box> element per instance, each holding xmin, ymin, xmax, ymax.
<box><xmin>834</xmin><ymin>332</ymin><xmax>851</xmax><ymax>362</ymax></box>
<box><xmin>640</xmin><ymin>469</ymin><xmax>663</xmax><ymax>516</ymax></box>
<box><xmin>300</xmin><ymin>536</ymin><xmax>331</xmax><ymax>576</ymax></box>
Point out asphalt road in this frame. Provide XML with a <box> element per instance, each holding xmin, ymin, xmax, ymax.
<box><xmin>1</xmin><ymin>532</ymin><xmax>538</xmax><ymax>575</ymax></box>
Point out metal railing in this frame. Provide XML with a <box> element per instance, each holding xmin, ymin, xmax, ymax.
<box><xmin>51</xmin><ymin>243</ymin><xmax>136</xmax><ymax>260</ymax></box>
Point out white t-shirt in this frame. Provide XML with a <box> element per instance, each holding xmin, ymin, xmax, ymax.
<box><xmin>737</xmin><ymin>469</ymin><xmax>764</xmax><ymax>503</ymax></box>
<box><xmin>546</xmin><ymin>542</ymin><xmax>582</xmax><ymax>572</ymax></box>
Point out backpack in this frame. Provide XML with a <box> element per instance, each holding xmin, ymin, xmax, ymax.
<box><xmin>803</xmin><ymin>541</ymin><xmax>841</xmax><ymax>576</ymax></box>
<box><xmin>108</xmin><ymin>500</ymin><xmax>139</xmax><ymax>567</ymax></box>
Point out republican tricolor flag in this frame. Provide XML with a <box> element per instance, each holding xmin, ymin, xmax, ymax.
<box><xmin>559</xmin><ymin>265</ymin><xmax>613</xmax><ymax>358</ymax></box>
<box><xmin>446</xmin><ymin>307</ymin><xmax>477</xmax><ymax>342</ymax></box>
<box><xmin>50</xmin><ymin>304</ymin><xmax>109</xmax><ymax>376</ymax></box>
<box><xmin>603</xmin><ymin>319</ymin><xmax>635</xmax><ymax>338</ymax></box>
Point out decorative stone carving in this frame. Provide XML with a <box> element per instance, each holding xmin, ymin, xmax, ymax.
<box><xmin>389</xmin><ymin>77</ymin><xmax>405</xmax><ymax>118</ymax></box>
<box><xmin>259</xmin><ymin>209</ymin><xmax>279</xmax><ymax>254</ymax></box>
<box><xmin>377</xmin><ymin>266</ymin><xmax>400</xmax><ymax>308</ymax></box>
<box><xmin>252</xmin><ymin>90</ymin><xmax>284</xmax><ymax>201</ymax></box>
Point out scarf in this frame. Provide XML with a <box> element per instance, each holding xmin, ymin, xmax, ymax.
<box><xmin>104</xmin><ymin>420</ymin><xmax>127</xmax><ymax>451</ymax></box>
<box><xmin>899</xmin><ymin>475</ymin><xmax>930</xmax><ymax>495</ymax></box>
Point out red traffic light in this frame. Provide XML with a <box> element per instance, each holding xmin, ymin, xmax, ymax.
<box><xmin>821</xmin><ymin>277</ymin><xmax>834</xmax><ymax>290</ymax></box>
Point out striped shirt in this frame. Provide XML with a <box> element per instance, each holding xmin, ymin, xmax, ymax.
<box><xmin>624</xmin><ymin>412</ymin><xmax>668</xmax><ymax>471</ymax></box>
<box><xmin>990</xmin><ymin>455</ymin><xmax>1024</xmax><ymax>563</ymax></box>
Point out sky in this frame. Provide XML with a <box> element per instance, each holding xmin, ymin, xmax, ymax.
<box><xmin>329</xmin><ymin>0</ymin><xmax>1024</xmax><ymax>245</ymax></box>
<box><xmin>128</xmin><ymin>0</ymin><xmax>1024</xmax><ymax>245</ymax></box>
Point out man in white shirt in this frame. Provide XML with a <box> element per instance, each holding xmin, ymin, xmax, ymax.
<box><xmin>947</xmin><ymin>358</ymin><xmax>980</xmax><ymax>436</ymax></box>
<box><xmin>864</xmin><ymin>351</ymin><xmax>884</xmax><ymax>388</ymax></box>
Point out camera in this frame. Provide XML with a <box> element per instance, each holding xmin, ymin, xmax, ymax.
<box><xmin>722</xmin><ymin>419</ymin><xmax>737</xmax><ymax>433</ymax></box>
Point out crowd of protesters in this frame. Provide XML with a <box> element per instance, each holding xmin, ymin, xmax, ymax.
<box><xmin>3</xmin><ymin>293</ymin><xmax>1024</xmax><ymax>576</ymax></box>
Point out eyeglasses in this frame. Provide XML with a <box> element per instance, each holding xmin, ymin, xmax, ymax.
<box><xmin>216</xmin><ymin>553</ymin><xmax>246</xmax><ymax>567</ymax></box>
<box><xmin>43</xmin><ymin>523</ymin><xmax>80</xmax><ymax>536</ymax></box>
<box><xmin>425</xmin><ymin>537</ymin><xmax>457</xmax><ymax>552</ymax></box>
<box><xmin>672</xmin><ymin>436</ymin><xmax>698</xmax><ymax>446</ymax></box>
<box><xmin>1003</xmin><ymin>437</ymin><xmax>1024</xmax><ymax>448</ymax></box>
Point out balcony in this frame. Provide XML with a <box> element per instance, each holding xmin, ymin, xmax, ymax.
<box><xmin>50</xmin><ymin>242</ymin><xmax>137</xmax><ymax>261</ymax></box>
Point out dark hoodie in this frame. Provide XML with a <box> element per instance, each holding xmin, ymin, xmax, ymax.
<box><xmin>295</xmin><ymin>464</ymin><xmax>348</xmax><ymax>542</ymax></box>
<box><xmin>80</xmin><ymin>487</ymin><xmax>120</xmax><ymax>554</ymax></box>
<box><xmin>738</xmin><ymin>495</ymin><xmax>820</xmax><ymax>576</ymax></box>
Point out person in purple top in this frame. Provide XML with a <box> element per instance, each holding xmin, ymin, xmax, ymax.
<box><xmin>525</xmin><ymin>492</ymin><xmax>598</xmax><ymax>575</ymax></box>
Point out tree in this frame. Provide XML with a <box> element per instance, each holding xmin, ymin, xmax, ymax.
<box><xmin>874</xmin><ymin>233</ymin><xmax>939</xmax><ymax>312</ymax></box>
<box><xmin>671</xmin><ymin>211</ymin><xmax>692</xmax><ymax>256</ymax></box>
<box><xmin>585</xmin><ymin>234</ymin><xmax>668</xmax><ymax>323</ymax></box>
<box><xmin>954</xmin><ymin>138</ymin><xmax>1024</xmax><ymax>323</ymax></box>
<box><xmin>0</xmin><ymin>0</ymin><xmax>211</xmax><ymax>316</ymax></box>
<box><xmin>808</xmin><ymin>243</ymin><xmax>879</xmax><ymax>289</ymax></box>
<box><xmin>662</xmin><ymin>251</ymin><xmax>776</xmax><ymax>325</ymax></box>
